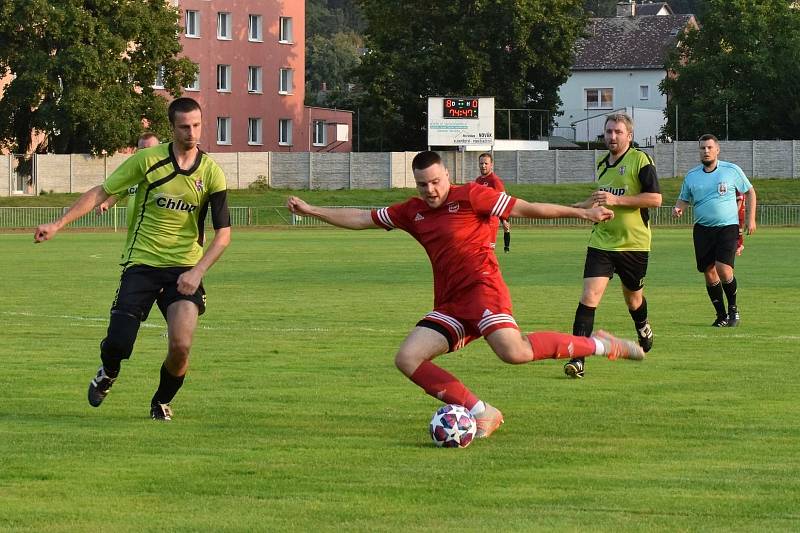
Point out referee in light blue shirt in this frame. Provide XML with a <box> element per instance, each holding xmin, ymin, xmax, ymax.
<box><xmin>673</xmin><ymin>134</ymin><xmax>757</xmax><ymax>327</ymax></box>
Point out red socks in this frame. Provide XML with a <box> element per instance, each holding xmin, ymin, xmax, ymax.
<box><xmin>409</xmin><ymin>360</ymin><xmax>479</xmax><ymax>410</ymax></box>
<box><xmin>527</xmin><ymin>331</ymin><xmax>596</xmax><ymax>360</ymax></box>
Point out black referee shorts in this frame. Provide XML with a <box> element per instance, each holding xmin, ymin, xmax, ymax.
<box><xmin>693</xmin><ymin>224</ymin><xmax>738</xmax><ymax>272</ymax></box>
<box><xmin>111</xmin><ymin>265</ymin><xmax>206</xmax><ymax>321</ymax></box>
<box><xmin>583</xmin><ymin>247</ymin><xmax>649</xmax><ymax>291</ymax></box>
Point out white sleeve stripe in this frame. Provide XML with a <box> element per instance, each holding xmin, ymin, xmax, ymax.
<box><xmin>376</xmin><ymin>208</ymin><xmax>395</xmax><ymax>228</ymax></box>
<box><xmin>491</xmin><ymin>193</ymin><xmax>512</xmax><ymax>217</ymax></box>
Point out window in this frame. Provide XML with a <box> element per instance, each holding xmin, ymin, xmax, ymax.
<box><xmin>185</xmin><ymin>10</ymin><xmax>199</xmax><ymax>38</ymax></box>
<box><xmin>217</xmin><ymin>64</ymin><xmax>231</xmax><ymax>92</ymax></box>
<box><xmin>248</xmin><ymin>66</ymin><xmax>262</xmax><ymax>93</ymax></box>
<box><xmin>152</xmin><ymin>66</ymin><xmax>165</xmax><ymax>89</ymax></box>
<box><xmin>639</xmin><ymin>84</ymin><xmax>650</xmax><ymax>100</ymax></box>
<box><xmin>279</xmin><ymin>68</ymin><xmax>293</xmax><ymax>94</ymax></box>
<box><xmin>279</xmin><ymin>119</ymin><xmax>292</xmax><ymax>145</ymax></box>
<box><xmin>217</xmin><ymin>12</ymin><xmax>232</xmax><ymax>40</ymax></box>
<box><xmin>249</xmin><ymin>14</ymin><xmax>263</xmax><ymax>41</ymax></box>
<box><xmin>217</xmin><ymin>117</ymin><xmax>231</xmax><ymax>145</ymax></box>
<box><xmin>585</xmin><ymin>88</ymin><xmax>613</xmax><ymax>109</ymax></box>
<box><xmin>248</xmin><ymin>118</ymin><xmax>262</xmax><ymax>145</ymax></box>
<box><xmin>279</xmin><ymin>17</ymin><xmax>293</xmax><ymax>43</ymax></box>
<box><xmin>313</xmin><ymin>120</ymin><xmax>326</xmax><ymax>146</ymax></box>
<box><xmin>185</xmin><ymin>67</ymin><xmax>200</xmax><ymax>91</ymax></box>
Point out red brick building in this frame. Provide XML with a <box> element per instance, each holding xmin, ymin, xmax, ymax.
<box><xmin>169</xmin><ymin>0</ymin><xmax>352</xmax><ymax>152</ymax></box>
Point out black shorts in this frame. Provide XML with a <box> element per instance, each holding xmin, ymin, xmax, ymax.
<box><xmin>583</xmin><ymin>247</ymin><xmax>649</xmax><ymax>291</ymax></box>
<box><xmin>112</xmin><ymin>265</ymin><xmax>206</xmax><ymax>322</ymax></box>
<box><xmin>693</xmin><ymin>224</ymin><xmax>738</xmax><ymax>272</ymax></box>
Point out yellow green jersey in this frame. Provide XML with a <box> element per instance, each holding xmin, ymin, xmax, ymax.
<box><xmin>588</xmin><ymin>147</ymin><xmax>659</xmax><ymax>251</ymax></box>
<box><xmin>102</xmin><ymin>143</ymin><xmax>231</xmax><ymax>268</ymax></box>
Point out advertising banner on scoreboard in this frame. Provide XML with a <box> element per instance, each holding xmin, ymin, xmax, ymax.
<box><xmin>427</xmin><ymin>97</ymin><xmax>495</xmax><ymax>147</ymax></box>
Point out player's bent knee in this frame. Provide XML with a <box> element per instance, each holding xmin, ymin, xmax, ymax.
<box><xmin>101</xmin><ymin>311</ymin><xmax>141</xmax><ymax>360</ymax></box>
<box><xmin>394</xmin><ymin>351</ymin><xmax>422</xmax><ymax>377</ymax></box>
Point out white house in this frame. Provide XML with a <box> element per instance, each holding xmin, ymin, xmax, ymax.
<box><xmin>554</xmin><ymin>2</ymin><xmax>697</xmax><ymax>147</ymax></box>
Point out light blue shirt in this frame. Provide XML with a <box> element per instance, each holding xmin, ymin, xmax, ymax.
<box><xmin>679</xmin><ymin>161</ymin><xmax>752</xmax><ymax>227</ymax></box>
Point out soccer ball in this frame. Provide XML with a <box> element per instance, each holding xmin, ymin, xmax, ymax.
<box><xmin>429</xmin><ymin>404</ymin><xmax>477</xmax><ymax>448</ymax></box>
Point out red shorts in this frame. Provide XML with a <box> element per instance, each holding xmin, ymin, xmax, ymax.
<box><xmin>417</xmin><ymin>281</ymin><xmax>518</xmax><ymax>352</ymax></box>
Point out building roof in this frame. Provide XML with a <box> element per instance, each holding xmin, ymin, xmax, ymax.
<box><xmin>635</xmin><ymin>2</ymin><xmax>673</xmax><ymax>16</ymax></box>
<box><xmin>573</xmin><ymin>14</ymin><xmax>696</xmax><ymax>70</ymax></box>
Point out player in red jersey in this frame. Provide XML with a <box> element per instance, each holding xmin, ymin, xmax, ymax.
<box><xmin>286</xmin><ymin>151</ymin><xmax>645</xmax><ymax>439</ymax></box>
<box><xmin>735</xmin><ymin>190</ymin><xmax>746</xmax><ymax>256</ymax></box>
<box><xmin>475</xmin><ymin>152</ymin><xmax>512</xmax><ymax>252</ymax></box>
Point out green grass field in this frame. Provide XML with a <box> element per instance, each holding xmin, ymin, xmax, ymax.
<box><xmin>2</xmin><ymin>227</ymin><xmax>799</xmax><ymax>531</ymax></box>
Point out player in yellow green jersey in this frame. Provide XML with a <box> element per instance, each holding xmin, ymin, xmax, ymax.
<box><xmin>564</xmin><ymin>113</ymin><xmax>662</xmax><ymax>379</ymax></box>
<box><xmin>34</xmin><ymin>98</ymin><xmax>232</xmax><ymax>420</ymax></box>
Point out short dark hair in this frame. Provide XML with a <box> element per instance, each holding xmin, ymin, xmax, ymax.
<box><xmin>412</xmin><ymin>150</ymin><xmax>442</xmax><ymax>171</ymax></box>
<box><xmin>138</xmin><ymin>132</ymin><xmax>158</xmax><ymax>143</ymax></box>
<box><xmin>478</xmin><ymin>152</ymin><xmax>493</xmax><ymax>162</ymax></box>
<box><xmin>698</xmin><ymin>133</ymin><xmax>719</xmax><ymax>144</ymax></box>
<box><xmin>168</xmin><ymin>97</ymin><xmax>202</xmax><ymax>125</ymax></box>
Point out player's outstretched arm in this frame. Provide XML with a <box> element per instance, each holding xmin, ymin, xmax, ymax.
<box><xmin>34</xmin><ymin>185</ymin><xmax>111</xmax><ymax>243</ymax></box>
<box><xmin>672</xmin><ymin>199</ymin><xmax>690</xmax><ymax>218</ymax></box>
<box><xmin>95</xmin><ymin>194</ymin><xmax>121</xmax><ymax>215</ymax></box>
<box><xmin>509</xmin><ymin>199</ymin><xmax>613</xmax><ymax>223</ymax></box>
<box><xmin>286</xmin><ymin>196</ymin><xmax>378</xmax><ymax>230</ymax></box>
<box><xmin>572</xmin><ymin>195</ymin><xmax>595</xmax><ymax>209</ymax></box>
<box><xmin>593</xmin><ymin>190</ymin><xmax>662</xmax><ymax>208</ymax></box>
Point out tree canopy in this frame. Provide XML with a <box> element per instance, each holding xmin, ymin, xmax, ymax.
<box><xmin>661</xmin><ymin>0</ymin><xmax>800</xmax><ymax>140</ymax></box>
<box><xmin>356</xmin><ymin>0</ymin><xmax>586</xmax><ymax>151</ymax></box>
<box><xmin>0</xmin><ymin>0</ymin><xmax>196</xmax><ymax>155</ymax></box>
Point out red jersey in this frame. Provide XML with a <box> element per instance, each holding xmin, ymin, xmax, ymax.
<box><xmin>475</xmin><ymin>172</ymin><xmax>506</xmax><ymax>193</ymax></box>
<box><xmin>475</xmin><ymin>172</ymin><xmax>508</xmax><ymax>234</ymax></box>
<box><xmin>371</xmin><ymin>182</ymin><xmax>516</xmax><ymax>308</ymax></box>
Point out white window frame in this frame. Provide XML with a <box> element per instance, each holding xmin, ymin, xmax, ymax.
<box><xmin>185</xmin><ymin>10</ymin><xmax>200</xmax><ymax>38</ymax></box>
<box><xmin>152</xmin><ymin>66</ymin><xmax>165</xmax><ymax>89</ymax></box>
<box><xmin>248</xmin><ymin>66</ymin><xmax>262</xmax><ymax>93</ymax></box>
<box><xmin>248</xmin><ymin>118</ymin><xmax>263</xmax><ymax>145</ymax></box>
<box><xmin>217</xmin><ymin>117</ymin><xmax>232</xmax><ymax>145</ymax></box>
<box><xmin>278</xmin><ymin>119</ymin><xmax>292</xmax><ymax>145</ymax></box>
<box><xmin>217</xmin><ymin>12</ymin><xmax>232</xmax><ymax>40</ymax></box>
<box><xmin>279</xmin><ymin>68</ymin><xmax>293</xmax><ymax>94</ymax></box>
<box><xmin>584</xmin><ymin>87</ymin><xmax>614</xmax><ymax>110</ymax></box>
<box><xmin>639</xmin><ymin>84</ymin><xmax>650</xmax><ymax>101</ymax></box>
<box><xmin>313</xmin><ymin>120</ymin><xmax>326</xmax><ymax>146</ymax></box>
<box><xmin>185</xmin><ymin>67</ymin><xmax>200</xmax><ymax>91</ymax></box>
<box><xmin>249</xmin><ymin>14</ymin><xmax>263</xmax><ymax>42</ymax></box>
<box><xmin>217</xmin><ymin>64</ymin><xmax>231</xmax><ymax>92</ymax></box>
<box><xmin>279</xmin><ymin>17</ymin><xmax>293</xmax><ymax>43</ymax></box>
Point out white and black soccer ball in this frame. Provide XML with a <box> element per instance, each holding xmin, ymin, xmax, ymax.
<box><xmin>429</xmin><ymin>404</ymin><xmax>477</xmax><ymax>448</ymax></box>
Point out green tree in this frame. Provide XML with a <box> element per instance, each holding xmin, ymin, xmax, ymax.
<box><xmin>0</xmin><ymin>0</ymin><xmax>196</xmax><ymax>155</ymax></box>
<box><xmin>661</xmin><ymin>0</ymin><xmax>800</xmax><ymax>140</ymax></box>
<box><xmin>356</xmin><ymin>0</ymin><xmax>586</xmax><ymax>151</ymax></box>
<box><xmin>306</xmin><ymin>32</ymin><xmax>364</xmax><ymax>106</ymax></box>
<box><xmin>305</xmin><ymin>0</ymin><xmax>365</xmax><ymax>128</ymax></box>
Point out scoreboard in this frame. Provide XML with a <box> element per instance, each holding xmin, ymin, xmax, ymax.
<box><xmin>427</xmin><ymin>97</ymin><xmax>494</xmax><ymax>146</ymax></box>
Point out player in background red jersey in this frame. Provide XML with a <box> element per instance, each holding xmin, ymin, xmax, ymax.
<box><xmin>736</xmin><ymin>190</ymin><xmax>746</xmax><ymax>256</ymax></box>
<box><xmin>475</xmin><ymin>152</ymin><xmax>512</xmax><ymax>252</ymax></box>
<box><xmin>287</xmin><ymin>151</ymin><xmax>645</xmax><ymax>440</ymax></box>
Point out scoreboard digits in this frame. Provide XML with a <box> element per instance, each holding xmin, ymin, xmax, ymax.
<box><xmin>443</xmin><ymin>98</ymin><xmax>479</xmax><ymax>119</ymax></box>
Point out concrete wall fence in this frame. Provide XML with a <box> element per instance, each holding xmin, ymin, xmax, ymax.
<box><xmin>4</xmin><ymin>140</ymin><xmax>800</xmax><ymax>196</ymax></box>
